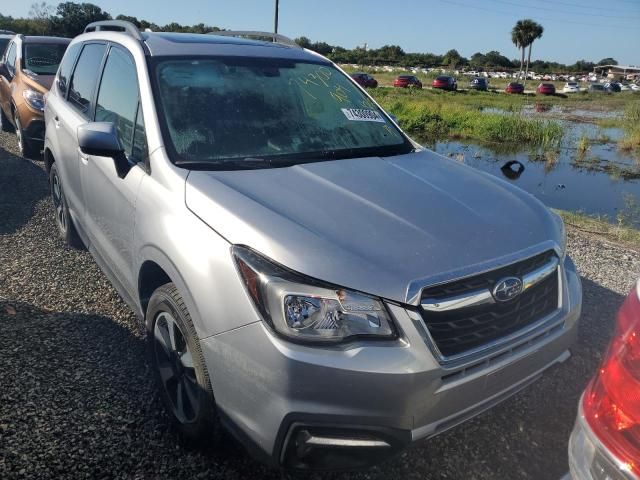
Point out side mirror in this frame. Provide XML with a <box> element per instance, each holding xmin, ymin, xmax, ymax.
<box><xmin>78</xmin><ymin>122</ymin><xmax>130</xmax><ymax>178</ymax></box>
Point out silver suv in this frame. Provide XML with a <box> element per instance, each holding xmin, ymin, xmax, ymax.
<box><xmin>44</xmin><ymin>21</ymin><xmax>582</xmax><ymax>470</ymax></box>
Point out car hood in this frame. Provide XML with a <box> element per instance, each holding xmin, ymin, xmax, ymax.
<box><xmin>185</xmin><ymin>150</ymin><xmax>561</xmax><ymax>304</ymax></box>
<box><xmin>23</xmin><ymin>73</ymin><xmax>54</xmax><ymax>92</ymax></box>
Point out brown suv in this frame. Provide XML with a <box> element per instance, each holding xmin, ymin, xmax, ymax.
<box><xmin>0</xmin><ymin>35</ymin><xmax>69</xmax><ymax>158</ymax></box>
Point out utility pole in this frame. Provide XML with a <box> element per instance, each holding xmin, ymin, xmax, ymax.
<box><xmin>274</xmin><ymin>0</ymin><xmax>279</xmax><ymax>34</ymax></box>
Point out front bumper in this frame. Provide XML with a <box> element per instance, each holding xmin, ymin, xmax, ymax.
<box><xmin>201</xmin><ymin>255</ymin><xmax>582</xmax><ymax>470</ymax></box>
<box><xmin>16</xmin><ymin>102</ymin><xmax>45</xmax><ymax>143</ymax></box>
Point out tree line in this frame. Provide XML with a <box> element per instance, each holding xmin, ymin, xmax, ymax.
<box><xmin>0</xmin><ymin>2</ymin><xmax>618</xmax><ymax>74</ymax></box>
<box><xmin>0</xmin><ymin>2</ymin><xmax>221</xmax><ymax>39</ymax></box>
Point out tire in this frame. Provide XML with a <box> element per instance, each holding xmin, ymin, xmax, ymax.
<box><xmin>0</xmin><ymin>107</ymin><xmax>13</xmax><ymax>132</ymax></box>
<box><xmin>147</xmin><ymin>283</ymin><xmax>218</xmax><ymax>442</ymax></box>
<box><xmin>14</xmin><ymin>113</ymin><xmax>39</xmax><ymax>159</ymax></box>
<box><xmin>49</xmin><ymin>162</ymin><xmax>83</xmax><ymax>248</ymax></box>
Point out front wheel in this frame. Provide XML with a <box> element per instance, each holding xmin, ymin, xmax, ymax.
<box><xmin>148</xmin><ymin>283</ymin><xmax>218</xmax><ymax>442</ymax></box>
<box><xmin>15</xmin><ymin>113</ymin><xmax>39</xmax><ymax>159</ymax></box>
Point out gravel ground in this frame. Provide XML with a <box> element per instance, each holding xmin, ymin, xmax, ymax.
<box><xmin>1</xmin><ymin>130</ymin><xmax>639</xmax><ymax>480</ymax></box>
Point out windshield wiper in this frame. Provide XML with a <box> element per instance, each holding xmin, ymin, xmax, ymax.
<box><xmin>177</xmin><ymin>157</ymin><xmax>276</xmax><ymax>171</ymax></box>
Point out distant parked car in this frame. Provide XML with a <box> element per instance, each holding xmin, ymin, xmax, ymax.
<box><xmin>350</xmin><ymin>72</ymin><xmax>378</xmax><ymax>89</ymax></box>
<box><xmin>619</xmin><ymin>83</ymin><xmax>631</xmax><ymax>91</ymax></box>
<box><xmin>588</xmin><ymin>83</ymin><xmax>608</xmax><ymax>93</ymax></box>
<box><xmin>562</xmin><ymin>82</ymin><xmax>580</xmax><ymax>93</ymax></box>
<box><xmin>0</xmin><ymin>31</ymin><xmax>14</xmax><ymax>57</ymax></box>
<box><xmin>536</xmin><ymin>83</ymin><xmax>556</xmax><ymax>95</ymax></box>
<box><xmin>505</xmin><ymin>82</ymin><xmax>525</xmax><ymax>94</ymax></box>
<box><xmin>630</xmin><ymin>83</ymin><xmax>640</xmax><ymax>91</ymax></box>
<box><xmin>432</xmin><ymin>75</ymin><xmax>457</xmax><ymax>91</ymax></box>
<box><xmin>605</xmin><ymin>82</ymin><xmax>621</xmax><ymax>92</ymax></box>
<box><xmin>393</xmin><ymin>75</ymin><xmax>422</xmax><ymax>88</ymax></box>
<box><xmin>0</xmin><ymin>34</ymin><xmax>71</xmax><ymax>158</ymax></box>
<box><xmin>567</xmin><ymin>278</ymin><xmax>640</xmax><ymax>480</ymax></box>
<box><xmin>469</xmin><ymin>77</ymin><xmax>488</xmax><ymax>91</ymax></box>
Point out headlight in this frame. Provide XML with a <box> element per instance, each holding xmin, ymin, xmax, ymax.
<box><xmin>22</xmin><ymin>89</ymin><xmax>45</xmax><ymax>111</ymax></box>
<box><xmin>232</xmin><ymin>246</ymin><xmax>397</xmax><ymax>344</ymax></box>
<box><xmin>551</xmin><ymin>210</ymin><xmax>567</xmax><ymax>259</ymax></box>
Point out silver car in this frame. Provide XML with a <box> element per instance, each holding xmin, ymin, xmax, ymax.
<box><xmin>44</xmin><ymin>21</ymin><xmax>582</xmax><ymax>470</ymax></box>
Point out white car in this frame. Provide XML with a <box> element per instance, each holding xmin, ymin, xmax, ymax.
<box><xmin>563</xmin><ymin>82</ymin><xmax>580</xmax><ymax>93</ymax></box>
<box><xmin>619</xmin><ymin>83</ymin><xmax>631</xmax><ymax>91</ymax></box>
<box><xmin>630</xmin><ymin>84</ymin><xmax>640</xmax><ymax>91</ymax></box>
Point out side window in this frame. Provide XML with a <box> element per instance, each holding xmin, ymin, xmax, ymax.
<box><xmin>5</xmin><ymin>42</ymin><xmax>16</xmax><ymax>76</ymax></box>
<box><xmin>95</xmin><ymin>46</ymin><xmax>145</xmax><ymax>161</ymax></box>
<box><xmin>132</xmin><ymin>103</ymin><xmax>148</xmax><ymax>162</ymax></box>
<box><xmin>68</xmin><ymin>43</ymin><xmax>106</xmax><ymax>116</ymax></box>
<box><xmin>57</xmin><ymin>42</ymin><xmax>81</xmax><ymax>97</ymax></box>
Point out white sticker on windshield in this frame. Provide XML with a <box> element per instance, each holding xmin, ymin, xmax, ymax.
<box><xmin>341</xmin><ymin>108</ymin><xmax>386</xmax><ymax>123</ymax></box>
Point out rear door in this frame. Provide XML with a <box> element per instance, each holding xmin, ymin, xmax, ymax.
<box><xmin>53</xmin><ymin>42</ymin><xmax>106</xmax><ymax>230</ymax></box>
<box><xmin>80</xmin><ymin>43</ymin><xmax>148</xmax><ymax>292</ymax></box>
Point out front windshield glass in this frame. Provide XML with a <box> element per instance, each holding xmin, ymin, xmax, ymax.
<box><xmin>154</xmin><ymin>57</ymin><xmax>410</xmax><ymax>167</ymax></box>
<box><xmin>23</xmin><ymin>43</ymin><xmax>68</xmax><ymax>75</ymax></box>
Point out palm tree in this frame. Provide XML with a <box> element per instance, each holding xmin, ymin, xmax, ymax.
<box><xmin>523</xmin><ymin>21</ymin><xmax>544</xmax><ymax>87</ymax></box>
<box><xmin>511</xmin><ymin>20</ymin><xmax>528</xmax><ymax>80</ymax></box>
<box><xmin>511</xmin><ymin>19</ymin><xmax>544</xmax><ymax>86</ymax></box>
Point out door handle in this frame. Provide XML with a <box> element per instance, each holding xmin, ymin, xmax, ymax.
<box><xmin>54</xmin><ymin>116</ymin><xmax>60</xmax><ymax>128</ymax></box>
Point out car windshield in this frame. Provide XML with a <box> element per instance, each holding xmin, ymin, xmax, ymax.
<box><xmin>23</xmin><ymin>43</ymin><xmax>67</xmax><ymax>75</ymax></box>
<box><xmin>436</xmin><ymin>76</ymin><xmax>449</xmax><ymax>81</ymax></box>
<box><xmin>154</xmin><ymin>57</ymin><xmax>411</xmax><ymax>168</ymax></box>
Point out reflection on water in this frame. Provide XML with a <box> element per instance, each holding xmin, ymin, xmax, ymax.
<box><xmin>418</xmin><ymin>107</ymin><xmax>640</xmax><ymax>226</ymax></box>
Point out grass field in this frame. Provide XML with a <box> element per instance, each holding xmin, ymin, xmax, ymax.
<box><xmin>359</xmin><ymin>84</ymin><xmax>640</xmax><ymax>150</ymax></box>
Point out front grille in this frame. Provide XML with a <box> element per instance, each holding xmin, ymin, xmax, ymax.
<box><xmin>420</xmin><ymin>251</ymin><xmax>559</xmax><ymax>358</ymax></box>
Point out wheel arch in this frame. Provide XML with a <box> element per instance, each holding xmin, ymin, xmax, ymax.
<box><xmin>44</xmin><ymin>147</ymin><xmax>55</xmax><ymax>174</ymax></box>
<box><xmin>138</xmin><ymin>259</ymin><xmax>172</xmax><ymax>318</ymax></box>
<box><xmin>137</xmin><ymin>249</ymin><xmax>205</xmax><ymax>338</ymax></box>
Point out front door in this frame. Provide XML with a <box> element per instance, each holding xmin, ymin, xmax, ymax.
<box><xmin>80</xmin><ymin>44</ymin><xmax>148</xmax><ymax>292</ymax></box>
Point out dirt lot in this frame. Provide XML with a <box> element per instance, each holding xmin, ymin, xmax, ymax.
<box><xmin>1</xmin><ymin>130</ymin><xmax>639</xmax><ymax>480</ymax></box>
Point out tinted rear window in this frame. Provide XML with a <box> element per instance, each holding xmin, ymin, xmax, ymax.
<box><xmin>68</xmin><ymin>43</ymin><xmax>107</xmax><ymax>115</ymax></box>
<box><xmin>57</xmin><ymin>42</ymin><xmax>81</xmax><ymax>96</ymax></box>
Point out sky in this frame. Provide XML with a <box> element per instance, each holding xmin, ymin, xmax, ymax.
<box><xmin>4</xmin><ymin>0</ymin><xmax>640</xmax><ymax>65</ymax></box>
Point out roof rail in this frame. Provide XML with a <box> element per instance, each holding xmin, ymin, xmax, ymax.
<box><xmin>209</xmin><ymin>30</ymin><xmax>301</xmax><ymax>49</ymax></box>
<box><xmin>84</xmin><ymin>20</ymin><xmax>143</xmax><ymax>41</ymax></box>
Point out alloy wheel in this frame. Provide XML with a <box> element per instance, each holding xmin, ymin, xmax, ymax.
<box><xmin>15</xmin><ymin>115</ymin><xmax>24</xmax><ymax>155</ymax></box>
<box><xmin>51</xmin><ymin>171</ymin><xmax>67</xmax><ymax>232</ymax></box>
<box><xmin>153</xmin><ymin>311</ymin><xmax>200</xmax><ymax>424</ymax></box>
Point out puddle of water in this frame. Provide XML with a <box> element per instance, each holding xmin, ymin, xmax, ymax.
<box><xmin>419</xmin><ymin>107</ymin><xmax>640</xmax><ymax>226</ymax></box>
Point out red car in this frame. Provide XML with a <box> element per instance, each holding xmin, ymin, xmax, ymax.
<box><xmin>432</xmin><ymin>75</ymin><xmax>457</xmax><ymax>91</ymax></box>
<box><xmin>536</xmin><ymin>83</ymin><xmax>556</xmax><ymax>95</ymax></box>
<box><xmin>393</xmin><ymin>75</ymin><xmax>422</xmax><ymax>88</ymax></box>
<box><xmin>350</xmin><ymin>72</ymin><xmax>378</xmax><ymax>88</ymax></box>
<box><xmin>568</xmin><ymin>279</ymin><xmax>640</xmax><ymax>479</ymax></box>
<box><xmin>505</xmin><ymin>82</ymin><xmax>525</xmax><ymax>94</ymax></box>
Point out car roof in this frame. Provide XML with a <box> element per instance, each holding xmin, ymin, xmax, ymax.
<box><xmin>23</xmin><ymin>36</ymin><xmax>71</xmax><ymax>44</ymax></box>
<box><xmin>139</xmin><ymin>32</ymin><xmax>320</xmax><ymax>61</ymax></box>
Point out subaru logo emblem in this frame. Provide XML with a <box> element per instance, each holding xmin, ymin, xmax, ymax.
<box><xmin>492</xmin><ymin>277</ymin><xmax>523</xmax><ymax>302</ymax></box>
